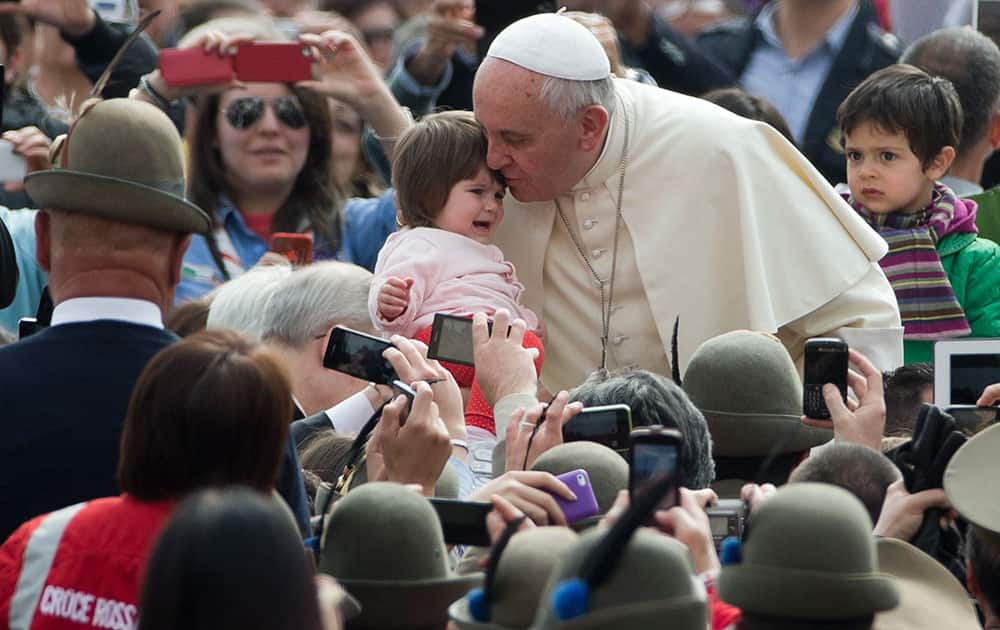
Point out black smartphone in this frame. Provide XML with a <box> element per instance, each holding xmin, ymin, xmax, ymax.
<box><xmin>562</xmin><ymin>404</ymin><xmax>633</xmax><ymax>453</ymax></box>
<box><xmin>17</xmin><ymin>317</ymin><xmax>44</xmax><ymax>340</ymax></box>
<box><xmin>629</xmin><ymin>426</ymin><xmax>683</xmax><ymax>518</ymax></box>
<box><xmin>427</xmin><ymin>313</ymin><xmax>495</xmax><ymax>367</ymax></box>
<box><xmin>322</xmin><ymin>326</ymin><xmax>397</xmax><ymax>385</ymax></box>
<box><xmin>803</xmin><ymin>338</ymin><xmax>849</xmax><ymax>420</ymax></box>
<box><xmin>429</xmin><ymin>498</ymin><xmax>492</xmax><ymax>547</ymax></box>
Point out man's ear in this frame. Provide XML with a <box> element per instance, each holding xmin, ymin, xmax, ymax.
<box><xmin>926</xmin><ymin>145</ymin><xmax>956</xmax><ymax>180</ymax></box>
<box><xmin>989</xmin><ymin>110</ymin><xmax>1000</xmax><ymax>150</ymax></box>
<box><xmin>168</xmin><ymin>234</ymin><xmax>192</xmax><ymax>288</ymax></box>
<box><xmin>34</xmin><ymin>210</ymin><xmax>51</xmax><ymax>272</ymax></box>
<box><xmin>579</xmin><ymin>105</ymin><xmax>610</xmax><ymax>153</ymax></box>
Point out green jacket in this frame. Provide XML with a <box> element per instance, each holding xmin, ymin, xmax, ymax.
<box><xmin>903</xmin><ymin>231</ymin><xmax>1000</xmax><ymax>364</ymax></box>
<box><xmin>969</xmin><ymin>185</ymin><xmax>1000</xmax><ymax>245</ymax></box>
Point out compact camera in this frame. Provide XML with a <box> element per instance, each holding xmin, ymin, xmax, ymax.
<box><xmin>705</xmin><ymin>499</ymin><xmax>748</xmax><ymax>551</ymax></box>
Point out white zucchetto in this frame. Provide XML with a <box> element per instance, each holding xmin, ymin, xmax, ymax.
<box><xmin>485</xmin><ymin>12</ymin><xmax>611</xmax><ymax>81</ymax></box>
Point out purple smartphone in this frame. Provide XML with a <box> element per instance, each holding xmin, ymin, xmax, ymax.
<box><xmin>551</xmin><ymin>469</ymin><xmax>600</xmax><ymax>524</ymax></box>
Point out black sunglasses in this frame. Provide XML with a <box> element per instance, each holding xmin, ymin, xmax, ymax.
<box><xmin>223</xmin><ymin>96</ymin><xmax>307</xmax><ymax>130</ymax></box>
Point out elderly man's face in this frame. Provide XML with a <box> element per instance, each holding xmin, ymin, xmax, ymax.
<box><xmin>473</xmin><ymin>59</ymin><xmax>595</xmax><ymax>203</ymax></box>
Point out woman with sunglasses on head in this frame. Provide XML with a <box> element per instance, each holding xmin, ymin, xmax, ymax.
<box><xmin>134</xmin><ymin>29</ymin><xmax>412</xmax><ymax>303</ymax></box>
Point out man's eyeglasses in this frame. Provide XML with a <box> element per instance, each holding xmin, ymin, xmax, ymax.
<box><xmin>223</xmin><ymin>96</ymin><xmax>307</xmax><ymax>130</ymax></box>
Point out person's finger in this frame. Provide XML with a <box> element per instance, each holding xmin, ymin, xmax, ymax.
<box><xmin>821</xmin><ymin>383</ymin><xmax>850</xmax><ymax>418</ymax></box>
<box><xmin>471</xmin><ymin>312</ymin><xmax>491</xmax><ymax>348</ymax></box>
<box><xmin>380</xmin><ymin>395</ymin><xmax>408</xmax><ymax>436</ymax></box>
<box><xmin>600</xmin><ymin>489</ymin><xmax>630</xmax><ymax>529</ymax></box>
<box><xmin>382</xmin><ymin>346</ymin><xmax>411</xmax><ymax>376</ymax></box>
<box><xmin>686</xmin><ymin>487</ymin><xmax>718</xmax><ymax>510</ymax></box>
<box><xmin>846</xmin><ymin>368</ymin><xmax>867</xmax><ymax>401</ymax></box>
<box><xmin>508</xmin><ymin>316</ymin><xmax>527</xmax><ymax>346</ymax></box>
<box><xmin>406</xmin><ymin>381</ymin><xmax>434</xmax><ymax>426</ymax></box>
<box><xmin>907</xmin><ymin>488</ymin><xmax>953</xmax><ymax>513</ymax></box>
<box><xmin>977</xmin><ymin>383</ymin><xmax>1000</xmax><ymax>407</ymax></box>
<box><xmin>491</xmin><ymin>494</ymin><xmax>533</xmax><ymax>530</ymax></box>
<box><xmin>380</xmin><ymin>295</ymin><xmax>408</xmax><ymax>309</ymax></box>
<box><xmin>846</xmin><ymin>398</ymin><xmax>860</xmax><ymax>412</ymax></box>
<box><xmin>492</xmin><ymin>309</ymin><xmax>511</xmax><ymax>341</ymax></box>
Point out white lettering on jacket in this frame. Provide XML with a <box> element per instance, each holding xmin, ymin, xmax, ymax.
<box><xmin>35</xmin><ymin>585</ymin><xmax>136</xmax><ymax>629</ymax></box>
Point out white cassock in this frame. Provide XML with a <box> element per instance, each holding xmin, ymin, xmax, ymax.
<box><xmin>493</xmin><ymin>78</ymin><xmax>903</xmax><ymax>394</ymax></box>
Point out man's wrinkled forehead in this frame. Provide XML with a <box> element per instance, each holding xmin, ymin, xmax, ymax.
<box><xmin>473</xmin><ymin>58</ymin><xmax>546</xmax><ymax>128</ymax></box>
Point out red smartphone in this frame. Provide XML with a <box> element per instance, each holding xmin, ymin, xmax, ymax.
<box><xmin>158</xmin><ymin>48</ymin><xmax>236</xmax><ymax>87</ymax></box>
<box><xmin>269</xmin><ymin>232</ymin><xmax>313</xmax><ymax>265</ymax></box>
<box><xmin>234</xmin><ymin>43</ymin><xmax>313</xmax><ymax>83</ymax></box>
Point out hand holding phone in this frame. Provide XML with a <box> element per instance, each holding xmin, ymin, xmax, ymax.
<box><xmin>0</xmin><ymin>140</ymin><xmax>27</xmax><ymax>183</ymax></box>
<box><xmin>547</xmin><ymin>469</ymin><xmax>600</xmax><ymax>524</ymax></box>
<box><xmin>803</xmin><ymin>338</ymin><xmax>849</xmax><ymax>419</ymax></box>
<box><xmin>322</xmin><ymin>326</ymin><xmax>396</xmax><ymax>385</ymax></box>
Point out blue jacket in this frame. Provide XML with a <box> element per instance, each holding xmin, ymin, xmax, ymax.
<box><xmin>177</xmin><ymin>190</ymin><xmax>397</xmax><ymax>303</ymax></box>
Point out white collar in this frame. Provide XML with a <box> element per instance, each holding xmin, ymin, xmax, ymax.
<box><xmin>50</xmin><ymin>297</ymin><xmax>164</xmax><ymax>329</ymax></box>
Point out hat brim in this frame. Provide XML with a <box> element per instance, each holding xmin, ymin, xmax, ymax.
<box><xmin>703</xmin><ymin>410</ymin><xmax>832</xmax><ymax>457</ymax></box>
<box><xmin>944</xmin><ymin>423</ymin><xmax>1000</xmax><ymax>532</ymax></box>
<box><xmin>543</xmin><ymin>596</ymin><xmax>708</xmax><ymax>629</ymax></box>
<box><xmin>719</xmin><ymin>564</ymin><xmax>899</xmax><ymax>619</ymax></box>
<box><xmin>26</xmin><ymin>170</ymin><xmax>211</xmax><ymax>235</ymax></box>
<box><xmin>448</xmin><ymin>598</ymin><xmax>515</xmax><ymax>630</ymax></box>
<box><xmin>340</xmin><ymin>573</ymin><xmax>483</xmax><ymax>629</ymax></box>
<box><xmin>874</xmin><ymin>538</ymin><xmax>980</xmax><ymax>630</ymax></box>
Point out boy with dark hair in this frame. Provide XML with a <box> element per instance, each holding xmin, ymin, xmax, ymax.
<box><xmin>882</xmin><ymin>362</ymin><xmax>933</xmax><ymax>437</ymax></box>
<box><xmin>837</xmin><ymin>64</ymin><xmax>1000</xmax><ymax>365</ymax></box>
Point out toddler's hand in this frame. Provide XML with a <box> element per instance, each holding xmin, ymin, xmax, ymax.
<box><xmin>378</xmin><ymin>276</ymin><xmax>412</xmax><ymax>321</ymax></box>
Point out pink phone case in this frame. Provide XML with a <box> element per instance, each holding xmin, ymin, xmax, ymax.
<box><xmin>233</xmin><ymin>43</ymin><xmax>313</xmax><ymax>83</ymax></box>
<box><xmin>158</xmin><ymin>48</ymin><xmax>236</xmax><ymax>87</ymax></box>
<box><xmin>552</xmin><ymin>469</ymin><xmax>600</xmax><ymax>524</ymax></box>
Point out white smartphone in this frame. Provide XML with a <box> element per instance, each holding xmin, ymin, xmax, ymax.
<box><xmin>88</xmin><ymin>0</ymin><xmax>139</xmax><ymax>25</ymax></box>
<box><xmin>0</xmin><ymin>141</ymin><xmax>27</xmax><ymax>183</ymax></box>
<box><xmin>933</xmin><ymin>339</ymin><xmax>1000</xmax><ymax>406</ymax></box>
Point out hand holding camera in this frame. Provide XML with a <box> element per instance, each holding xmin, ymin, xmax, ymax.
<box><xmin>472</xmin><ymin>309</ymin><xmax>539</xmax><ymax>407</ymax></box>
<box><xmin>504</xmin><ymin>390</ymin><xmax>583</xmax><ymax>471</ymax></box>
<box><xmin>385</xmin><ymin>335</ymin><xmax>466</xmax><ymax>446</ymax></box>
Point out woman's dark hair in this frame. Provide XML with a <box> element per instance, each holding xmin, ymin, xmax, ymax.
<box><xmin>702</xmin><ymin>88</ymin><xmax>795</xmax><ymax>145</ymax></box>
<box><xmin>187</xmin><ymin>85</ymin><xmax>340</xmax><ymax>258</ymax></box>
<box><xmin>139</xmin><ymin>488</ymin><xmax>323</xmax><ymax>630</ymax></box>
<box><xmin>117</xmin><ymin>330</ymin><xmax>292</xmax><ymax>500</ymax></box>
<box><xmin>164</xmin><ymin>298</ymin><xmax>211</xmax><ymax>337</ymax></box>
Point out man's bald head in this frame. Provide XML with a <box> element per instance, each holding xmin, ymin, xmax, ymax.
<box><xmin>903</xmin><ymin>27</ymin><xmax>1000</xmax><ymax>155</ymax></box>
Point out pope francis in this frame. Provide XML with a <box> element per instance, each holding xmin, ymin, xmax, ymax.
<box><xmin>472</xmin><ymin>12</ymin><xmax>903</xmax><ymax>394</ymax></box>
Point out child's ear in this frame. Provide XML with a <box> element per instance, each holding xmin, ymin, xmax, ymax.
<box><xmin>989</xmin><ymin>111</ymin><xmax>1000</xmax><ymax>149</ymax></box>
<box><xmin>925</xmin><ymin>145</ymin><xmax>956</xmax><ymax>180</ymax></box>
<box><xmin>393</xmin><ymin>191</ymin><xmax>406</xmax><ymax>228</ymax></box>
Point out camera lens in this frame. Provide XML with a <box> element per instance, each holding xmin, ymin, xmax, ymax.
<box><xmin>576</xmin><ymin>474</ymin><xmax>586</xmax><ymax>486</ymax></box>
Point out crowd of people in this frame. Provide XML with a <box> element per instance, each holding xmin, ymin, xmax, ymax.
<box><xmin>0</xmin><ymin>0</ymin><xmax>999</xmax><ymax>629</ymax></box>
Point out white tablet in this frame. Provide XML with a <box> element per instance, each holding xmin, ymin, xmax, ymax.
<box><xmin>933</xmin><ymin>339</ymin><xmax>1000</xmax><ymax>406</ymax></box>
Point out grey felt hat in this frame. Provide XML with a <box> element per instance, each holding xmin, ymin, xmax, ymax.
<box><xmin>682</xmin><ymin>330</ymin><xmax>832</xmax><ymax>456</ymax></box>
<box><xmin>26</xmin><ymin>99</ymin><xmax>210</xmax><ymax>235</ymax></box>
<box><xmin>449</xmin><ymin>527</ymin><xmax>579</xmax><ymax>630</ymax></box>
<box><xmin>319</xmin><ymin>482</ymin><xmax>482</xmax><ymax>629</ymax></box>
<box><xmin>719</xmin><ymin>483</ymin><xmax>899</xmax><ymax>619</ymax></box>
<box><xmin>533</xmin><ymin>528</ymin><xmax>708</xmax><ymax>629</ymax></box>
<box><xmin>944</xmin><ymin>422</ymin><xmax>1000</xmax><ymax>533</ymax></box>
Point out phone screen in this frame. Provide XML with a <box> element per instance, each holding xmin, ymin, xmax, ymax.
<box><xmin>429</xmin><ymin>499</ymin><xmax>492</xmax><ymax>547</ymax></box>
<box><xmin>427</xmin><ymin>314</ymin><xmax>494</xmax><ymax>367</ymax></box>
<box><xmin>629</xmin><ymin>441</ymin><xmax>679</xmax><ymax>511</ymax></box>
<box><xmin>804</xmin><ymin>345</ymin><xmax>849</xmax><ymax>387</ymax></box>
<box><xmin>322</xmin><ymin>327</ymin><xmax>396</xmax><ymax>385</ymax></box>
<box><xmin>563</xmin><ymin>407</ymin><xmax>631</xmax><ymax>451</ymax></box>
<box><xmin>977</xmin><ymin>0</ymin><xmax>1000</xmax><ymax>38</ymax></box>
<box><xmin>950</xmin><ymin>353</ymin><xmax>1000</xmax><ymax>404</ymax></box>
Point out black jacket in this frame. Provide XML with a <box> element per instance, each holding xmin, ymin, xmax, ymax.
<box><xmin>696</xmin><ymin>1</ymin><xmax>900</xmax><ymax>185</ymax></box>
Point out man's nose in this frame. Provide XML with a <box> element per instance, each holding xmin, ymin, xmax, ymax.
<box><xmin>486</xmin><ymin>142</ymin><xmax>510</xmax><ymax>170</ymax></box>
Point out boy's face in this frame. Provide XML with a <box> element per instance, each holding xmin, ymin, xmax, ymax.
<box><xmin>433</xmin><ymin>166</ymin><xmax>505</xmax><ymax>245</ymax></box>
<box><xmin>844</xmin><ymin>121</ymin><xmax>946</xmax><ymax>214</ymax></box>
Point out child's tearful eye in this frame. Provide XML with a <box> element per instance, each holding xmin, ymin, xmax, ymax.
<box><xmin>880</xmin><ymin>152</ymin><xmax>896</xmax><ymax>162</ymax></box>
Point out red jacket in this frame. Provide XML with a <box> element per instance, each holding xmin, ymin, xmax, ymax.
<box><xmin>0</xmin><ymin>495</ymin><xmax>174</xmax><ymax>630</ymax></box>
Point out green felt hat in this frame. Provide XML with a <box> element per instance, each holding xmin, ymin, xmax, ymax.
<box><xmin>26</xmin><ymin>98</ymin><xmax>210</xmax><ymax>235</ymax></box>
<box><xmin>682</xmin><ymin>330</ymin><xmax>832</xmax><ymax>457</ymax></box>
<box><xmin>530</xmin><ymin>442</ymin><xmax>628</xmax><ymax>530</ymax></box>
<box><xmin>719</xmin><ymin>483</ymin><xmax>899</xmax><ymax>619</ymax></box>
<box><xmin>533</xmin><ymin>528</ymin><xmax>708</xmax><ymax>629</ymax></box>
<box><xmin>449</xmin><ymin>527</ymin><xmax>579</xmax><ymax>630</ymax></box>
<box><xmin>319</xmin><ymin>482</ymin><xmax>482</xmax><ymax>629</ymax></box>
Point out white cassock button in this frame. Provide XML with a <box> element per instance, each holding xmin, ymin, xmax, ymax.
<box><xmin>583</xmin><ymin>218</ymin><xmax>596</xmax><ymax>230</ymax></box>
<box><xmin>580</xmin><ymin>192</ymin><xmax>590</xmax><ymax>202</ymax></box>
<box><xmin>613</xmin><ymin>335</ymin><xmax>626</xmax><ymax>345</ymax></box>
<box><xmin>591</xmin><ymin>248</ymin><xmax>605</xmax><ymax>259</ymax></box>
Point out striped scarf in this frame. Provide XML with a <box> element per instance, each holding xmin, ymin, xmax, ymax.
<box><xmin>850</xmin><ymin>184</ymin><xmax>971</xmax><ymax>340</ymax></box>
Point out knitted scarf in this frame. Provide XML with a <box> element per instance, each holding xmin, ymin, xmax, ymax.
<box><xmin>849</xmin><ymin>183</ymin><xmax>972</xmax><ymax>340</ymax></box>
